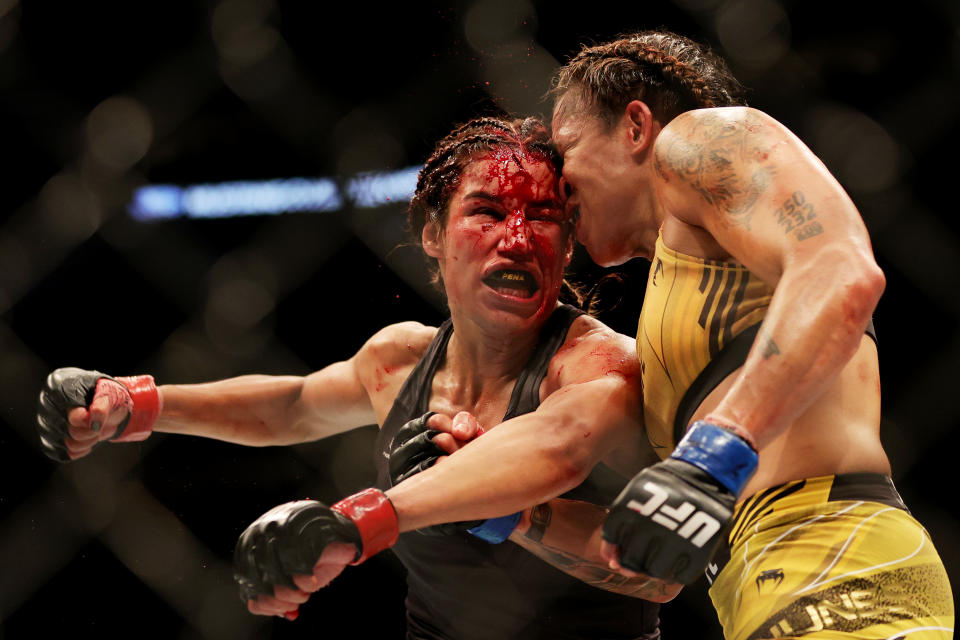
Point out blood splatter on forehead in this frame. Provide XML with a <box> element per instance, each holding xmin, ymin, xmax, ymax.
<box><xmin>479</xmin><ymin>146</ymin><xmax>557</xmax><ymax>204</ymax></box>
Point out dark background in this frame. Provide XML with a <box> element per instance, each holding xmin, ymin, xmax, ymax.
<box><xmin>1</xmin><ymin>1</ymin><xmax>957</xmax><ymax>638</ymax></box>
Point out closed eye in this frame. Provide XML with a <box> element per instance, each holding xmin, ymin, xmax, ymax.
<box><xmin>528</xmin><ymin>208</ymin><xmax>563</xmax><ymax>223</ymax></box>
<box><xmin>471</xmin><ymin>206</ymin><xmax>503</xmax><ymax>219</ymax></box>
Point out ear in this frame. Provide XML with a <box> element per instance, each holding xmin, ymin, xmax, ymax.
<box><xmin>623</xmin><ymin>100</ymin><xmax>656</xmax><ymax>154</ymax></box>
<box><xmin>422</xmin><ymin>219</ymin><xmax>443</xmax><ymax>258</ymax></box>
<box><xmin>563</xmin><ymin>234</ymin><xmax>574</xmax><ymax>267</ymax></box>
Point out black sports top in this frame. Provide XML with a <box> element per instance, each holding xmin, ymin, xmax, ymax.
<box><xmin>374</xmin><ymin>304</ymin><xmax>661</xmax><ymax>640</ymax></box>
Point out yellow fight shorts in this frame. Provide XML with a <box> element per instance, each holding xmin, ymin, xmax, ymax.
<box><xmin>707</xmin><ymin>473</ymin><xmax>954</xmax><ymax>639</ymax></box>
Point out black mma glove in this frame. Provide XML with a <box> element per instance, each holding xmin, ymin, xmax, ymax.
<box><xmin>602</xmin><ymin>421</ymin><xmax>758</xmax><ymax>584</ymax></box>
<box><xmin>234</xmin><ymin>489</ymin><xmax>398</xmax><ymax>603</ymax></box>
<box><xmin>389</xmin><ymin>411</ymin><xmax>446</xmax><ymax>485</ymax></box>
<box><xmin>387</xmin><ymin>412</ymin><xmax>521</xmax><ymax>543</ymax></box>
<box><xmin>36</xmin><ymin>367</ymin><xmax>160</xmax><ymax>462</ymax></box>
<box><xmin>388</xmin><ymin>412</ymin><xmax>483</xmax><ymax>535</ymax></box>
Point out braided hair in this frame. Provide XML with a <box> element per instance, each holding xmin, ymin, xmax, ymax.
<box><xmin>551</xmin><ymin>30</ymin><xmax>747</xmax><ymax>127</ymax></box>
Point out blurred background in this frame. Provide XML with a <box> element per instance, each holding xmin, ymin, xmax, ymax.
<box><xmin>1</xmin><ymin>0</ymin><xmax>958</xmax><ymax>637</ymax></box>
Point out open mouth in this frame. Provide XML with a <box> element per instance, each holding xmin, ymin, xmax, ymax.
<box><xmin>482</xmin><ymin>269</ymin><xmax>539</xmax><ymax>299</ymax></box>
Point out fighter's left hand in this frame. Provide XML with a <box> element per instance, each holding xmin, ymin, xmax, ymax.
<box><xmin>234</xmin><ymin>490</ymin><xmax>398</xmax><ymax>619</ymax></box>
<box><xmin>388</xmin><ymin>411</ymin><xmax>482</xmax><ymax>486</ymax></box>
<box><xmin>601</xmin><ymin>421</ymin><xmax>758</xmax><ymax>584</ymax></box>
<box><xmin>244</xmin><ymin>543</ymin><xmax>357</xmax><ymax>620</ymax></box>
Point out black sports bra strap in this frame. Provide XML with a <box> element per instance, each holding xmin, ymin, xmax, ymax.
<box><xmin>674</xmin><ymin>316</ymin><xmax>879</xmax><ymax>445</ymax></box>
<box><xmin>504</xmin><ymin>304</ymin><xmax>584</xmax><ymax>420</ymax></box>
<box><xmin>383</xmin><ymin>318</ymin><xmax>454</xmax><ymax>426</ymax></box>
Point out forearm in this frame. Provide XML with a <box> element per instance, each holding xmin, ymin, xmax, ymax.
<box><xmin>386</xmin><ymin>410</ymin><xmax>597</xmax><ymax>530</ymax></box>
<box><xmin>710</xmin><ymin>254</ymin><xmax>884</xmax><ymax>447</ymax></box>
<box><xmin>155</xmin><ymin>375</ymin><xmax>313</xmax><ymax>446</ymax></box>
<box><xmin>386</xmin><ymin>376</ymin><xmax>639</xmax><ymax>529</ymax></box>
<box><xmin>510</xmin><ymin>500</ymin><xmax>681</xmax><ymax>601</ymax></box>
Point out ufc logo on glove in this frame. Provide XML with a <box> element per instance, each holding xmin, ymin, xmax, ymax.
<box><xmin>627</xmin><ymin>482</ymin><xmax>721</xmax><ymax>548</ymax></box>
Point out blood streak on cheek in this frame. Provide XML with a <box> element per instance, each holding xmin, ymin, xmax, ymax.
<box><xmin>532</xmin><ymin>233</ymin><xmax>557</xmax><ymax>268</ymax></box>
<box><xmin>457</xmin><ymin>225</ymin><xmax>485</xmax><ymax>252</ymax></box>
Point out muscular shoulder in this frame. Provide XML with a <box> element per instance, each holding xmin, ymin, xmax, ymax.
<box><xmin>354</xmin><ymin>321</ymin><xmax>437</xmax><ymax>375</ymax></box>
<box><xmin>657</xmin><ymin>106</ymin><xmax>783</xmax><ymax>148</ymax></box>
<box><xmin>653</xmin><ymin>107</ymin><xmax>789</xmax><ymax>225</ymax></box>
<box><xmin>548</xmin><ymin>314</ymin><xmax>640</xmax><ymax>388</ymax></box>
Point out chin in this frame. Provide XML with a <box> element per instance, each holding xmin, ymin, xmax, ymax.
<box><xmin>479</xmin><ymin>288</ymin><xmax>556</xmax><ymax>326</ymax></box>
<box><xmin>584</xmin><ymin>242</ymin><xmax>630</xmax><ymax>268</ymax></box>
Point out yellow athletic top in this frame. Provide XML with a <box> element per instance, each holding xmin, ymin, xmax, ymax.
<box><xmin>638</xmin><ymin>234</ymin><xmax>773</xmax><ymax>458</ymax></box>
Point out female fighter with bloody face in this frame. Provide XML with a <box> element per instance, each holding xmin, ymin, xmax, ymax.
<box><xmin>548</xmin><ymin>30</ymin><xmax>953</xmax><ymax>639</ymax></box>
<box><xmin>36</xmin><ymin>116</ymin><xmax>675</xmax><ymax>639</ymax></box>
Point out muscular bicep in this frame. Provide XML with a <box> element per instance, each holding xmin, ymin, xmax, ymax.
<box><xmin>294</xmin><ymin>322</ymin><xmax>432</xmax><ymax>438</ymax></box>
<box><xmin>292</xmin><ymin>358</ymin><xmax>377</xmax><ymax>439</ymax></box>
<box><xmin>529</xmin><ymin>321</ymin><xmax>647</xmax><ymax>469</ymax></box>
<box><xmin>532</xmin><ymin>376</ymin><xmax>642</xmax><ymax>475</ymax></box>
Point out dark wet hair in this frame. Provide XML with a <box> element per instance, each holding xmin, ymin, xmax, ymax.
<box><xmin>550</xmin><ymin>29</ymin><xmax>747</xmax><ymax>127</ymax></box>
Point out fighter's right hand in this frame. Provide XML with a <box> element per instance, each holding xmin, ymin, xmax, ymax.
<box><xmin>36</xmin><ymin>367</ymin><xmax>161</xmax><ymax>462</ymax></box>
<box><xmin>234</xmin><ymin>489</ymin><xmax>398</xmax><ymax>620</ymax></box>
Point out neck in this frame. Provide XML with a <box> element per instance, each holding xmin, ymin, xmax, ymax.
<box><xmin>442</xmin><ymin>306</ymin><xmax>546</xmax><ymax>405</ymax></box>
<box><xmin>625</xmin><ymin>160</ymin><xmax>668</xmax><ymax>260</ymax></box>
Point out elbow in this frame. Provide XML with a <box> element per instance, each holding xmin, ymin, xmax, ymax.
<box><xmin>864</xmin><ymin>262</ymin><xmax>886</xmax><ymax>307</ymax></box>
<box><xmin>842</xmin><ymin>260</ymin><xmax>885</xmax><ymax>330</ymax></box>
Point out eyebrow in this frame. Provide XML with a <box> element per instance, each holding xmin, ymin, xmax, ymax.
<box><xmin>463</xmin><ymin>191</ymin><xmax>562</xmax><ymax>209</ymax></box>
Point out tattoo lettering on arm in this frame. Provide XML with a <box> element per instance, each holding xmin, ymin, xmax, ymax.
<box><xmin>772</xmin><ymin>191</ymin><xmax>823</xmax><ymax>241</ymax></box>
<box><xmin>657</xmin><ymin>112</ymin><xmax>775</xmax><ymax>231</ymax></box>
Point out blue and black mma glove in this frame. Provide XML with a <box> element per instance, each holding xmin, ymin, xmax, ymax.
<box><xmin>602</xmin><ymin>421</ymin><xmax>758</xmax><ymax>584</ymax></box>
<box><xmin>388</xmin><ymin>412</ymin><xmax>521</xmax><ymax>543</ymax></box>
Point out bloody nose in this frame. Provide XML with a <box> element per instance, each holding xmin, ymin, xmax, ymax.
<box><xmin>502</xmin><ymin>211</ymin><xmax>531</xmax><ymax>255</ymax></box>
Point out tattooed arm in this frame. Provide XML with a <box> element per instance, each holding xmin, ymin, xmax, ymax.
<box><xmin>509</xmin><ymin>499</ymin><xmax>682</xmax><ymax>601</ymax></box>
<box><xmin>653</xmin><ymin>106</ymin><xmax>885</xmax><ymax>450</ymax></box>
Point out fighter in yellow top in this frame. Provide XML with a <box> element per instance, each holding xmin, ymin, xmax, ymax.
<box><xmin>638</xmin><ymin>235</ymin><xmax>772</xmax><ymax>455</ymax></box>
<box><xmin>550</xmin><ymin>29</ymin><xmax>953</xmax><ymax>640</ymax></box>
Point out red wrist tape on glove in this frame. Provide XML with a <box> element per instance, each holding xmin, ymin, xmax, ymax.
<box><xmin>114</xmin><ymin>375</ymin><xmax>161</xmax><ymax>442</ymax></box>
<box><xmin>331</xmin><ymin>488</ymin><xmax>398</xmax><ymax>565</ymax></box>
